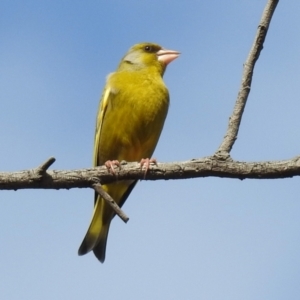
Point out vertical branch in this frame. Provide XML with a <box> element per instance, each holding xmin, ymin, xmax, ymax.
<box><xmin>216</xmin><ymin>0</ymin><xmax>279</xmax><ymax>158</ymax></box>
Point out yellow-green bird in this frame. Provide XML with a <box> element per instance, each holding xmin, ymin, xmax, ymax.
<box><xmin>78</xmin><ymin>42</ymin><xmax>180</xmax><ymax>262</ymax></box>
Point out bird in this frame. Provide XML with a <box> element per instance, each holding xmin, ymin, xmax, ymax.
<box><xmin>78</xmin><ymin>42</ymin><xmax>180</xmax><ymax>262</ymax></box>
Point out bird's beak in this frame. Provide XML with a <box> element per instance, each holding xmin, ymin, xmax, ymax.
<box><xmin>157</xmin><ymin>48</ymin><xmax>180</xmax><ymax>65</ymax></box>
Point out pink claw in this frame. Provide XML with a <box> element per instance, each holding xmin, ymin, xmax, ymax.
<box><xmin>140</xmin><ymin>158</ymin><xmax>157</xmax><ymax>178</ymax></box>
<box><xmin>105</xmin><ymin>160</ymin><xmax>120</xmax><ymax>175</ymax></box>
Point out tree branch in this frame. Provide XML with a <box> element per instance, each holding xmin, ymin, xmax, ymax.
<box><xmin>1</xmin><ymin>155</ymin><xmax>300</xmax><ymax>192</ymax></box>
<box><xmin>0</xmin><ymin>1</ymin><xmax>282</xmax><ymax>223</ymax></box>
<box><xmin>216</xmin><ymin>0</ymin><xmax>279</xmax><ymax>157</ymax></box>
<box><xmin>92</xmin><ymin>183</ymin><xmax>129</xmax><ymax>223</ymax></box>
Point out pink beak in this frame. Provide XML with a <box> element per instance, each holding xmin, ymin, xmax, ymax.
<box><xmin>157</xmin><ymin>48</ymin><xmax>180</xmax><ymax>65</ymax></box>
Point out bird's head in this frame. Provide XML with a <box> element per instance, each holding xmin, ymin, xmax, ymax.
<box><xmin>119</xmin><ymin>42</ymin><xmax>180</xmax><ymax>74</ymax></box>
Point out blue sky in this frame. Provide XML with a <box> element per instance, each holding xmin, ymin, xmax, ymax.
<box><xmin>1</xmin><ymin>1</ymin><xmax>300</xmax><ymax>299</ymax></box>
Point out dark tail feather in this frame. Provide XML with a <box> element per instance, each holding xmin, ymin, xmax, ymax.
<box><xmin>92</xmin><ymin>224</ymin><xmax>110</xmax><ymax>263</ymax></box>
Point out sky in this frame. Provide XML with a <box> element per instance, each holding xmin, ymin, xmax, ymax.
<box><xmin>1</xmin><ymin>0</ymin><xmax>300</xmax><ymax>299</ymax></box>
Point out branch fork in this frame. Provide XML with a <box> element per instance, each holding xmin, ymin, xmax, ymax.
<box><xmin>0</xmin><ymin>0</ymin><xmax>282</xmax><ymax>224</ymax></box>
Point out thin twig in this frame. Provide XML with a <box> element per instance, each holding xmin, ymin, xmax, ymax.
<box><xmin>35</xmin><ymin>157</ymin><xmax>56</xmax><ymax>176</ymax></box>
<box><xmin>92</xmin><ymin>183</ymin><xmax>129</xmax><ymax>223</ymax></box>
<box><xmin>216</xmin><ymin>0</ymin><xmax>279</xmax><ymax>157</ymax></box>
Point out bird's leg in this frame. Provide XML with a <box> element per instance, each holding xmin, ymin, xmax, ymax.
<box><xmin>105</xmin><ymin>160</ymin><xmax>120</xmax><ymax>175</ymax></box>
<box><xmin>140</xmin><ymin>158</ymin><xmax>157</xmax><ymax>178</ymax></box>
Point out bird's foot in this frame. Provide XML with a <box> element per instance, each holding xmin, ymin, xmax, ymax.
<box><xmin>105</xmin><ymin>160</ymin><xmax>120</xmax><ymax>175</ymax></box>
<box><xmin>140</xmin><ymin>158</ymin><xmax>157</xmax><ymax>179</ymax></box>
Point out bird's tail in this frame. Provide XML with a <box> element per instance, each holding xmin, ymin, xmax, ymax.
<box><xmin>78</xmin><ymin>197</ymin><xmax>110</xmax><ymax>263</ymax></box>
<box><xmin>78</xmin><ymin>181</ymin><xmax>137</xmax><ymax>263</ymax></box>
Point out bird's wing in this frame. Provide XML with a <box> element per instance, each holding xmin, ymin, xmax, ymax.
<box><xmin>93</xmin><ymin>85</ymin><xmax>112</xmax><ymax>167</ymax></box>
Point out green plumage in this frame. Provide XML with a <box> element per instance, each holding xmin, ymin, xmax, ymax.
<box><xmin>78</xmin><ymin>43</ymin><xmax>179</xmax><ymax>262</ymax></box>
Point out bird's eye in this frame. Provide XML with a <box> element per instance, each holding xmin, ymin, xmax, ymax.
<box><xmin>144</xmin><ymin>45</ymin><xmax>152</xmax><ymax>52</ymax></box>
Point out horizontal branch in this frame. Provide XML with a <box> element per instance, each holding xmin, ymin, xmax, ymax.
<box><xmin>1</xmin><ymin>155</ymin><xmax>300</xmax><ymax>191</ymax></box>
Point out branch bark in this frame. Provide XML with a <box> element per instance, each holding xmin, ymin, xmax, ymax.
<box><xmin>1</xmin><ymin>155</ymin><xmax>299</xmax><ymax>192</ymax></box>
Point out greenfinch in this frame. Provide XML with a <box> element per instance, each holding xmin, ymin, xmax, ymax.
<box><xmin>78</xmin><ymin>42</ymin><xmax>179</xmax><ymax>262</ymax></box>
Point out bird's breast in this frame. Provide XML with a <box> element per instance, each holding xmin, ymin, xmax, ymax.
<box><xmin>99</xmin><ymin>71</ymin><xmax>169</xmax><ymax>163</ymax></box>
